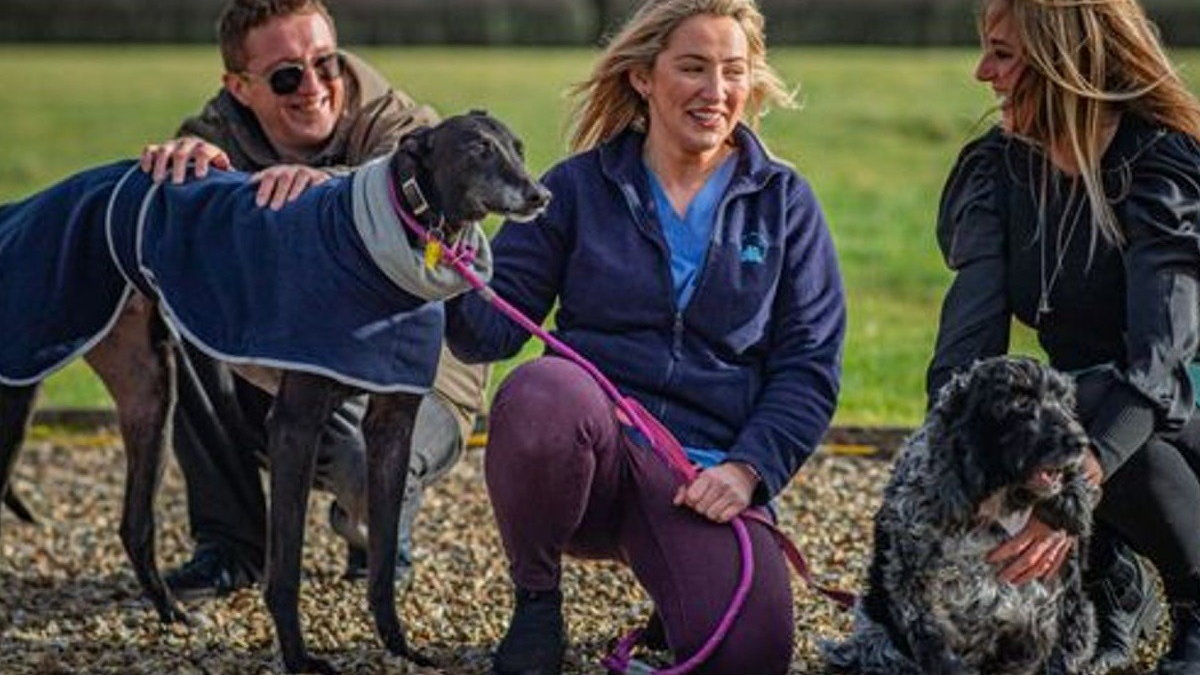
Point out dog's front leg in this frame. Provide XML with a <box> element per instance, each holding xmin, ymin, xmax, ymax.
<box><xmin>264</xmin><ymin>372</ymin><xmax>352</xmax><ymax>675</ymax></box>
<box><xmin>361</xmin><ymin>392</ymin><xmax>430</xmax><ymax>666</ymax></box>
<box><xmin>86</xmin><ymin>298</ymin><xmax>187</xmax><ymax>624</ymax></box>
<box><xmin>881</xmin><ymin>524</ymin><xmax>970</xmax><ymax>675</ymax></box>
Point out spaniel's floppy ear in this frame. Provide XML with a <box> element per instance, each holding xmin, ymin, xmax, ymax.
<box><xmin>926</xmin><ymin>366</ymin><xmax>990</xmax><ymax>529</ymax></box>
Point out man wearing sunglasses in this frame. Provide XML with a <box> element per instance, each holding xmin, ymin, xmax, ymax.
<box><xmin>138</xmin><ymin>0</ymin><xmax>488</xmax><ymax>601</ymax></box>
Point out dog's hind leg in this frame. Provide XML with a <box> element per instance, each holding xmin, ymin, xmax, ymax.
<box><xmin>361</xmin><ymin>392</ymin><xmax>428</xmax><ymax>665</ymax></box>
<box><xmin>85</xmin><ymin>295</ymin><xmax>187</xmax><ymax>624</ymax></box>
<box><xmin>263</xmin><ymin>372</ymin><xmax>352</xmax><ymax>675</ymax></box>
<box><xmin>0</xmin><ymin>383</ymin><xmax>40</xmax><ymax>534</ymax></box>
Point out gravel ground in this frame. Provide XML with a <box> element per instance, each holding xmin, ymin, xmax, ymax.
<box><xmin>0</xmin><ymin>428</ymin><xmax>1171</xmax><ymax>674</ymax></box>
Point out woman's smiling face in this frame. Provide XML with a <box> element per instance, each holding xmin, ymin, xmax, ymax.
<box><xmin>632</xmin><ymin>13</ymin><xmax>751</xmax><ymax>161</ymax></box>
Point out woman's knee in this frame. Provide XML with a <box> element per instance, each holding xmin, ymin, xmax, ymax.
<box><xmin>1101</xmin><ymin>437</ymin><xmax>1198</xmax><ymax>513</ymax></box>
<box><xmin>493</xmin><ymin>357</ymin><xmax>605</xmax><ymax>410</ymax></box>
<box><xmin>487</xmin><ymin>356</ymin><xmax>619</xmax><ymax>460</ymax></box>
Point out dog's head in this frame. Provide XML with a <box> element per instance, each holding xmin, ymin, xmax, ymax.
<box><xmin>929</xmin><ymin>356</ymin><xmax>1090</xmax><ymax>518</ymax></box>
<box><xmin>392</xmin><ymin>110</ymin><xmax>550</xmax><ymax>236</ymax></box>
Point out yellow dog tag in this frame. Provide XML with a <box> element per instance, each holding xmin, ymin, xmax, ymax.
<box><xmin>424</xmin><ymin>239</ymin><xmax>442</xmax><ymax>269</ymax></box>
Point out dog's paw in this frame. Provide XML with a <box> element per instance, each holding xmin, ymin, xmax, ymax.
<box><xmin>818</xmin><ymin>637</ymin><xmax>858</xmax><ymax>670</ymax></box>
<box><xmin>918</xmin><ymin>651</ymin><xmax>966</xmax><ymax>675</ymax></box>
<box><xmin>402</xmin><ymin>648</ymin><xmax>435</xmax><ymax>668</ymax></box>
<box><xmin>282</xmin><ymin>655</ymin><xmax>338</xmax><ymax>675</ymax></box>
<box><xmin>380</xmin><ymin>624</ymin><xmax>433</xmax><ymax>667</ymax></box>
<box><xmin>155</xmin><ymin>598</ymin><xmax>192</xmax><ymax>626</ymax></box>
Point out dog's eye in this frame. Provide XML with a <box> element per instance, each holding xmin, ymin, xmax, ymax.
<box><xmin>470</xmin><ymin>141</ymin><xmax>494</xmax><ymax>158</ymax></box>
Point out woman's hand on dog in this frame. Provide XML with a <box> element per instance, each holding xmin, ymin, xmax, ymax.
<box><xmin>987</xmin><ymin>448</ymin><xmax>1104</xmax><ymax>584</ymax></box>
<box><xmin>141</xmin><ymin>136</ymin><xmax>231</xmax><ymax>184</ymax></box>
<box><xmin>987</xmin><ymin>515</ymin><xmax>1074</xmax><ymax>584</ymax></box>
<box><xmin>673</xmin><ymin>462</ymin><xmax>758</xmax><ymax>523</ymax></box>
<box><xmin>1082</xmin><ymin>448</ymin><xmax>1104</xmax><ymax>487</ymax></box>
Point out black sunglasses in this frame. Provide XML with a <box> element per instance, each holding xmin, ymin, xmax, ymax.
<box><xmin>243</xmin><ymin>52</ymin><xmax>345</xmax><ymax>96</ymax></box>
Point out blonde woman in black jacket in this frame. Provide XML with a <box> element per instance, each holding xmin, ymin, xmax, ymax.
<box><xmin>928</xmin><ymin>1</ymin><xmax>1200</xmax><ymax>673</ymax></box>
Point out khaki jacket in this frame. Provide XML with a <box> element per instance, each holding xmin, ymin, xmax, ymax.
<box><xmin>178</xmin><ymin>51</ymin><xmax>488</xmax><ymax>443</ymax></box>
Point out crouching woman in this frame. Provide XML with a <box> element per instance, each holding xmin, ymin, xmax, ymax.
<box><xmin>444</xmin><ymin>1</ymin><xmax>846</xmax><ymax>674</ymax></box>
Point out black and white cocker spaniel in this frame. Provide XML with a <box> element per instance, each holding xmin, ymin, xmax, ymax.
<box><xmin>823</xmin><ymin>356</ymin><xmax>1099</xmax><ymax>675</ymax></box>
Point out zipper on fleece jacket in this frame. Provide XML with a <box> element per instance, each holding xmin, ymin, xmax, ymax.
<box><xmin>615</xmin><ymin>167</ymin><xmax>766</xmax><ymax>420</ymax></box>
<box><xmin>617</xmin><ymin>181</ymin><xmax>682</xmax><ymax>420</ymax></box>
<box><xmin>672</xmin><ymin>312</ymin><xmax>684</xmax><ymax>357</ymax></box>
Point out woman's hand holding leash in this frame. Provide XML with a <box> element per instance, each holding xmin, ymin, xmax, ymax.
<box><xmin>674</xmin><ymin>462</ymin><xmax>758</xmax><ymax>523</ymax></box>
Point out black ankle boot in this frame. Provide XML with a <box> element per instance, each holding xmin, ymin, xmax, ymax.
<box><xmin>639</xmin><ymin>608</ymin><xmax>668</xmax><ymax>652</ymax></box>
<box><xmin>1088</xmin><ymin>542</ymin><xmax>1162</xmax><ymax>673</ymax></box>
<box><xmin>1158</xmin><ymin>604</ymin><xmax>1200</xmax><ymax>675</ymax></box>
<box><xmin>492</xmin><ymin>588</ymin><xmax>567</xmax><ymax>675</ymax></box>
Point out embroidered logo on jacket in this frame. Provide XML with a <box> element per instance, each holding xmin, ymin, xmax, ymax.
<box><xmin>740</xmin><ymin>232</ymin><xmax>767</xmax><ymax>264</ymax></box>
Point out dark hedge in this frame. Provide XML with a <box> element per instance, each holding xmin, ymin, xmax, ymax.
<box><xmin>0</xmin><ymin>0</ymin><xmax>1196</xmax><ymax>46</ymax></box>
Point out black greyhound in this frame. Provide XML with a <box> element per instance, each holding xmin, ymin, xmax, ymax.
<box><xmin>0</xmin><ymin>110</ymin><xmax>549</xmax><ymax>674</ymax></box>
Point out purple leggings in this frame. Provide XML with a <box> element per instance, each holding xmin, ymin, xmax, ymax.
<box><xmin>485</xmin><ymin>357</ymin><xmax>794</xmax><ymax>675</ymax></box>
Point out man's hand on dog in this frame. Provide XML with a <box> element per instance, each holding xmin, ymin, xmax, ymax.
<box><xmin>141</xmin><ymin>137</ymin><xmax>330</xmax><ymax>210</ymax></box>
<box><xmin>248</xmin><ymin>165</ymin><xmax>331</xmax><ymax>210</ymax></box>
<box><xmin>141</xmin><ymin>136</ymin><xmax>231</xmax><ymax>184</ymax></box>
<box><xmin>673</xmin><ymin>462</ymin><xmax>758</xmax><ymax>523</ymax></box>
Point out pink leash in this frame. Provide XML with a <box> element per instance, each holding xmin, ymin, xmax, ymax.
<box><xmin>386</xmin><ymin>178</ymin><xmax>853</xmax><ymax>674</ymax></box>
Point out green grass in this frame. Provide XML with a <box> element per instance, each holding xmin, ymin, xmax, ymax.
<box><xmin>3</xmin><ymin>45</ymin><xmax>1198</xmax><ymax>425</ymax></box>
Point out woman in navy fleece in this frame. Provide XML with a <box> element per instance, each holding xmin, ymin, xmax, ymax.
<box><xmin>446</xmin><ymin>1</ymin><xmax>845</xmax><ymax>674</ymax></box>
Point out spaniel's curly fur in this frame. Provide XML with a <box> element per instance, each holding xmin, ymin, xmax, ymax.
<box><xmin>823</xmin><ymin>356</ymin><xmax>1099</xmax><ymax>675</ymax></box>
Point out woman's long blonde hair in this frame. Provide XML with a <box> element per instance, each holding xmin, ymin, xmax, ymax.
<box><xmin>567</xmin><ymin>0</ymin><xmax>796</xmax><ymax>154</ymax></box>
<box><xmin>983</xmin><ymin>0</ymin><xmax>1200</xmax><ymax>244</ymax></box>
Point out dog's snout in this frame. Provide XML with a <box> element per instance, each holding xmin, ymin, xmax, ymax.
<box><xmin>1066</xmin><ymin>419</ymin><xmax>1088</xmax><ymax>444</ymax></box>
<box><xmin>526</xmin><ymin>183</ymin><xmax>551</xmax><ymax>209</ymax></box>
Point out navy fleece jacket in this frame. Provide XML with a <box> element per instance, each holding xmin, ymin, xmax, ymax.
<box><xmin>447</xmin><ymin>125</ymin><xmax>845</xmax><ymax>501</ymax></box>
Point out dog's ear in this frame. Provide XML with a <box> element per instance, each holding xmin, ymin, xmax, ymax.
<box><xmin>926</xmin><ymin>364</ymin><xmax>993</xmax><ymax>527</ymax></box>
<box><xmin>936</xmin><ymin>356</ymin><xmax>1061</xmax><ymax>502</ymax></box>
<box><xmin>926</xmin><ymin>443</ymin><xmax>980</xmax><ymax>530</ymax></box>
<box><xmin>468</xmin><ymin>108</ymin><xmax>489</xmax><ymax>118</ymax></box>
<box><xmin>399</xmin><ymin>126</ymin><xmax>434</xmax><ymax>159</ymax></box>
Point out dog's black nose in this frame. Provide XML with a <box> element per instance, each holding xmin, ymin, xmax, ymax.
<box><xmin>525</xmin><ymin>184</ymin><xmax>551</xmax><ymax>209</ymax></box>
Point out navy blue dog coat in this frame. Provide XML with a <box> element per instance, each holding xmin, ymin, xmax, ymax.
<box><xmin>0</xmin><ymin>158</ymin><xmax>491</xmax><ymax>392</ymax></box>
